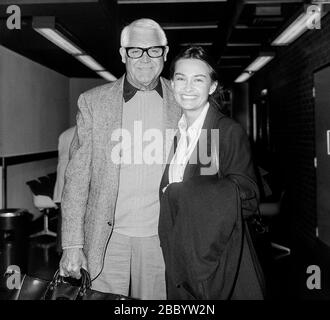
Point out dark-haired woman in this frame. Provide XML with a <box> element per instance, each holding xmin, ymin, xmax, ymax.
<box><xmin>158</xmin><ymin>47</ymin><xmax>265</xmax><ymax>300</ymax></box>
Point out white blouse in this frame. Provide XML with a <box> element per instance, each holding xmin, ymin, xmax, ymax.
<box><xmin>169</xmin><ymin>102</ymin><xmax>210</xmax><ymax>183</ymax></box>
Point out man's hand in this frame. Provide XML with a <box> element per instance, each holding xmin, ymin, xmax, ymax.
<box><xmin>59</xmin><ymin>248</ymin><xmax>88</xmax><ymax>279</ymax></box>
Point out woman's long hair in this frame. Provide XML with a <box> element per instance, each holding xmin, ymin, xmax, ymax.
<box><xmin>169</xmin><ymin>46</ymin><xmax>225</xmax><ymax>113</ymax></box>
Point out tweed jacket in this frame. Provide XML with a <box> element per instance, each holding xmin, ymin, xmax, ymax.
<box><xmin>61</xmin><ymin>75</ymin><xmax>181</xmax><ymax>280</ymax></box>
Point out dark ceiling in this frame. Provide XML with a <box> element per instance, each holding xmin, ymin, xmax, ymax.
<box><xmin>0</xmin><ymin>0</ymin><xmax>305</xmax><ymax>86</ymax></box>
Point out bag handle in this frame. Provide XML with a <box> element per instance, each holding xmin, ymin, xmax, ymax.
<box><xmin>44</xmin><ymin>268</ymin><xmax>92</xmax><ymax>300</ymax></box>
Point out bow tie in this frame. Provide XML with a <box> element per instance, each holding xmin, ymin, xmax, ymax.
<box><xmin>123</xmin><ymin>76</ymin><xmax>163</xmax><ymax>102</ymax></box>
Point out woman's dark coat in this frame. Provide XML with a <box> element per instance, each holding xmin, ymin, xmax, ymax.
<box><xmin>159</xmin><ymin>103</ymin><xmax>266</xmax><ymax>300</ymax></box>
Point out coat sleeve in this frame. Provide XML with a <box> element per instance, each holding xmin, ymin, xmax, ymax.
<box><xmin>61</xmin><ymin>93</ymin><xmax>93</xmax><ymax>248</ymax></box>
<box><xmin>219</xmin><ymin>121</ymin><xmax>259</xmax><ymax>217</ymax></box>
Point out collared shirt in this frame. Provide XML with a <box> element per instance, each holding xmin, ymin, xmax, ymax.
<box><xmin>169</xmin><ymin>102</ymin><xmax>210</xmax><ymax>183</ymax></box>
<box><xmin>123</xmin><ymin>76</ymin><xmax>163</xmax><ymax>102</ymax></box>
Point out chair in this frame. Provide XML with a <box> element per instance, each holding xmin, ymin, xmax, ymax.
<box><xmin>30</xmin><ymin>195</ymin><xmax>57</xmax><ymax>238</ymax></box>
<box><xmin>26</xmin><ymin>175</ymin><xmax>58</xmax><ymax>239</ymax></box>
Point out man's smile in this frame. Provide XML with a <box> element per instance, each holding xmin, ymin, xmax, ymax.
<box><xmin>181</xmin><ymin>94</ymin><xmax>197</xmax><ymax>100</ymax></box>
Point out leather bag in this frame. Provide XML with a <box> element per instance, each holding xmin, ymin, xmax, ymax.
<box><xmin>7</xmin><ymin>269</ymin><xmax>134</xmax><ymax>300</ymax></box>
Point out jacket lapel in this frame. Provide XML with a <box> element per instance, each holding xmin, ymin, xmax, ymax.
<box><xmin>103</xmin><ymin>76</ymin><xmax>125</xmax><ymax>208</ymax></box>
<box><xmin>105</xmin><ymin>75</ymin><xmax>125</xmax><ymax>160</ymax></box>
<box><xmin>183</xmin><ymin>103</ymin><xmax>225</xmax><ymax>180</ymax></box>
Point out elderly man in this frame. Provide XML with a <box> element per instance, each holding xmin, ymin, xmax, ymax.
<box><xmin>59</xmin><ymin>19</ymin><xmax>181</xmax><ymax>300</ymax></box>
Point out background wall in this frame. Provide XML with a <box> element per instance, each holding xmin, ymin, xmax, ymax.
<box><xmin>249</xmin><ymin>13</ymin><xmax>330</xmax><ymax>248</ymax></box>
<box><xmin>0</xmin><ymin>45</ymin><xmax>108</xmax><ymax>216</ymax></box>
<box><xmin>0</xmin><ymin>45</ymin><xmax>70</xmax><ymax>156</ymax></box>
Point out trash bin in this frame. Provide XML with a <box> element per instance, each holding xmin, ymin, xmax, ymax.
<box><xmin>0</xmin><ymin>209</ymin><xmax>32</xmax><ymax>289</ymax></box>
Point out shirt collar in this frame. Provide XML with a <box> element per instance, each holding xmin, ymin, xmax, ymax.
<box><xmin>178</xmin><ymin>102</ymin><xmax>210</xmax><ymax>137</ymax></box>
<box><xmin>123</xmin><ymin>75</ymin><xmax>163</xmax><ymax>102</ymax></box>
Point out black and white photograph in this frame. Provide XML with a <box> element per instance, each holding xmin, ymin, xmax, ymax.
<box><xmin>0</xmin><ymin>0</ymin><xmax>329</xmax><ymax>308</ymax></box>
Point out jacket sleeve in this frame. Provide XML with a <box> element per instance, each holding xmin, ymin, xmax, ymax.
<box><xmin>61</xmin><ymin>93</ymin><xmax>93</xmax><ymax>248</ymax></box>
<box><xmin>219</xmin><ymin>121</ymin><xmax>259</xmax><ymax>216</ymax></box>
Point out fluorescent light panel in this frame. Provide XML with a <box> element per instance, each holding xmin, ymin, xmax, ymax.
<box><xmin>245</xmin><ymin>55</ymin><xmax>274</xmax><ymax>72</ymax></box>
<box><xmin>33</xmin><ymin>18</ymin><xmax>116</xmax><ymax>81</ymax></box>
<box><xmin>97</xmin><ymin>71</ymin><xmax>117</xmax><ymax>82</ymax></box>
<box><xmin>76</xmin><ymin>55</ymin><xmax>104</xmax><ymax>71</ymax></box>
<box><xmin>34</xmin><ymin>28</ymin><xmax>83</xmax><ymax>55</ymax></box>
<box><xmin>235</xmin><ymin>72</ymin><xmax>253</xmax><ymax>83</ymax></box>
<box><xmin>272</xmin><ymin>7</ymin><xmax>321</xmax><ymax>45</ymax></box>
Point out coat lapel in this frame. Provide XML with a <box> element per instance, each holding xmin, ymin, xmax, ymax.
<box><xmin>103</xmin><ymin>76</ymin><xmax>125</xmax><ymax>211</ymax></box>
<box><xmin>105</xmin><ymin>75</ymin><xmax>125</xmax><ymax>162</ymax></box>
<box><xmin>183</xmin><ymin>103</ymin><xmax>225</xmax><ymax>180</ymax></box>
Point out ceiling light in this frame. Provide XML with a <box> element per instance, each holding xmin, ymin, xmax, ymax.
<box><xmin>271</xmin><ymin>4</ymin><xmax>323</xmax><ymax>45</ymax></box>
<box><xmin>235</xmin><ymin>72</ymin><xmax>253</xmax><ymax>83</ymax></box>
<box><xmin>76</xmin><ymin>55</ymin><xmax>104</xmax><ymax>71</ymax></box>
<box><xmin>33</xmin><ymin>16</ymin><xmax>116</xmax><ymax>80</ymax></box>
<box><xmin>34</xmin><ymin>28</ymin><xmax>83</xmax><ymax>55</ymax></box>
<box><xmin>245</xmin><ymin>53</ymin><xmax>274</xmax><ymax>72</ymax></box>
<box><xmin>235</xmin><ymin>52</ymin><xmax>275</xmax><ymax>83</ymax></box>
<box><xmin>97</xmin><ymin>71</ymin><xmax>117</xmax><ymax>82</ymax></box>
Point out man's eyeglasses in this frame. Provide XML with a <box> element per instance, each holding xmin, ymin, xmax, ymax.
<box><xmin>125</xmin><ymin>46</ymin><xmax>166</xmax><ymax>59</ymax></box>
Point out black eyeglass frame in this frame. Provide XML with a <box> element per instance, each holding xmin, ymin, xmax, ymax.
<box><xmin>125</xmin><ymin>46</ymin><xmax>166</xmax><ymax>59</ymax></box>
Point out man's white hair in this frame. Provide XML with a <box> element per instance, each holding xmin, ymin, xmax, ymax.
<box><xmin>120</xmin><ymin>18</ymin><xmax>167</xmax><ymax>47</ymax></box>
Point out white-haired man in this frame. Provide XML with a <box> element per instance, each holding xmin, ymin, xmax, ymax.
<box><xmin>59</xmin><ymin>18</ymin><xmax>181</xmax><ymax>300</ymax></box>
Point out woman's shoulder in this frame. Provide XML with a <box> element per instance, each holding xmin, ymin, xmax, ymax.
<box><xmin>210</xmin><ymin>106</ymin><xmax>242</xmax><ymax>130</ymax></box>
<box><xmin>207</xmin><ymin>106</ymin><xmax>248</xmax><ymax>144</ymax></box>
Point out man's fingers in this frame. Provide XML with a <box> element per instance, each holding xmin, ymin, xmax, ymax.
<box><xmin>59</xmin><ymin>267</ymin><xmax>66</xmax><ymax>277</ymax></box>
<box><xmin>58</xmin><ymin>250</ymin><xmax>86</xmax><ymax>279</ymax></box>
<box><xmin>59</xmin><ymin>258</ymin><xmax>69</xmax><ymax>277</ymax></box>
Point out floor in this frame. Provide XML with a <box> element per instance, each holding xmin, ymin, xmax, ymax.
<box><xmin>1</xmin><ymin>216</ymin><xmax>330</xmax><ymax>300</ymax></box>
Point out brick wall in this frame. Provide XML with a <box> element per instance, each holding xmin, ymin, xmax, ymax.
<box><xmin>249</xmin><ymin>13</ymin><xmax>330</xmax><ymax>247</ymax></box>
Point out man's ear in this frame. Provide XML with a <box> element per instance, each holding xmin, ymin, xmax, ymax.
<box><xmin>119</xmin><ymin>47</ymin><xmax>126</xmax><ymax>64</ymax></box>
<box><xmin>209</xmin><ymin>81</ymin><xmax>218</xmax><ymax>95</ymax></box>
<box><xmin>163</xmin><ymin>46</ymin><xmax>169</xmax><ymax>62</ymax></box>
